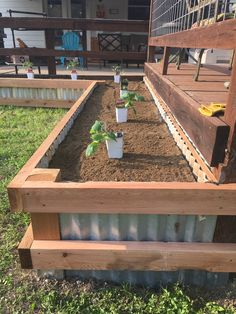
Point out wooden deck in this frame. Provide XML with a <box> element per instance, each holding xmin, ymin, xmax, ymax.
<box><xmin>153</xmin><ymin>63</ymin><xmax>230</xmax><ymax>105</ymax></box>
<box><xmin>145</xmin><ymin>63</ymin><xmax>230</xmax><ymax>167</ymax></box>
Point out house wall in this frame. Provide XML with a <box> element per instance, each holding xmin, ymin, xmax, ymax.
<box><xmin>0</xmin><ymin>0</ymin><xmax>45</xmax><ymax>48</ymax></box>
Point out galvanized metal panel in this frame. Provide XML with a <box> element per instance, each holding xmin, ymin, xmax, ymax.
<box><xmin>60</xmin><ymin>213</ymin><xmax>229</xmax><ymax>286</ymax></box>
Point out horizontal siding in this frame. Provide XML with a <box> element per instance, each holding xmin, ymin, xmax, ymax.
<box><xmin>0</xmin><ymin>0</ymin><xmax>45</xmax><ymax>48</ymax></box>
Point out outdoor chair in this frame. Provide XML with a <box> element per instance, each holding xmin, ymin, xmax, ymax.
<box><xmin>61</xmin><ymin>31</ymin><xmax>83</xmax><ymax>67</ymax></box>
<box><xmin>97</xmin><ymin>33</ymin><xmax>123</xmax><ymax>67</ymax></box>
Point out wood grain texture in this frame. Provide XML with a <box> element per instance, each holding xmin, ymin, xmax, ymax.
<box><xmin>0</xmin><ymin>98</ymin><xmax>74</xmax><ymax>109</ymax></box>
<box><xmin>149</xmin><ymin>19</ymin><xmax>236</xmax><ymax>49</ymax></box>
<box><xmin>143</xmin><ymin>76</ymin><xmax>217</xmax><ymax>182</ymax></box>
<box><xmin>18</xmin><ymin>224</ymin><xmax>33</xmax><ymax>269</ymax></box>
<box><xmin>27</xmin><ymin>169</ymin><xmax>61</xmax><ymax>241</ymax></box>
<box><xmin>20</xmin><ymin>181</ymin><xmax>236</xmax><ymax>215</ymax></box>
<box><xmin>7</xmin><ymin>81</ymin><xmax>97</xmax><ymax>211</ymax></box>
<box><xmin>144</xmin><ymin>63</ymin><xmax>230</xmax><ymax>166</ymax></box>
<box><xmin>0</xmin><ymin>17</ymin><xmax>148</xmax><ymax>32</ymax></box>
<box><xmin>0</xmin><ymin>78</ymin><xmax>93</xmax><ymax>89</ymax></box>
<box><xmin>30</xmin><ymin>240</ymin><xmax>236</xmax><ymax>272</ymax></box>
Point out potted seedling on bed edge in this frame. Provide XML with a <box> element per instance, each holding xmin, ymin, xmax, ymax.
<box><xmin>86</xmin><ymin>120</ymin><xmax>123</xmax><ymax>159</ymax></box>
<box><xmin>112</xmin><ymin>65</ymin><xmax>122</xmax><ymax>83</ymax></box>
<box><xmin>116</xmin><ymin>92</ymin><xmax>144</xmax><ymax>123</ymax></box>
<box><xmin>67</xmin><ymin>59</ymin><xmax>79</xmax><ymax>80</ymax></box>
<box><xmin>22</xmin><ymin>61</ymin><xmax>34</xmax><ymax>79</ymax></box>
<box><xmin>120</xmin><ymin>78</ymin><xmax>129</xmax><ymax>97</ymax></box>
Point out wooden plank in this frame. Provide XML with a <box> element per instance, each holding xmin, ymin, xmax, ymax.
<box><xmin>149</xmin><ymin>19</ymin><xmax>236</xmax><ymax>49</ymax></box>
<box><xmin>7</xmin><ymin>81</ymin><xmax>98</xmax><ymax>211</ymax></box>
<box><xmin>20</xmin><ymin>181</ymin><xmax>236</xmax><ymax>215</ymax></box>
<box><xmin>45</xmin><ymin>29</ymin><xmax>56</xmax><ymax>75</ymax></box>
<box><xmin>0</xmin><ymin>78</ymin><xmax>92</xmax><ymax>89</ymax></box>
<box><xmin>144</xmin><ymin>76</ymin><xmax>217</xmax><ymax>183</ymax></box>
<box><xmin>145</xmin><ymin>63</ymin><xmax>230</xmax><ymax>166</ymax></box>
<box><xmin>30</xmin><ymin>240</ymin><xmax>236</xmax><ymax>272</ymax></box>
<box><xmin>0</xmin><ymin>17</ymin><xmax>149</xmax><ymax>32</ymax></box>
<box><xmin>161</xmin><ymin>47</ymin><xmax>171</xmax><ymax>75</ymax></box>
<box><xmin>0</xmin><ymin>48</ymin><xmax>146</xmax><ymax>60</ymax></box>
<box><xmin>18</xmin><ymin>224</ymin><xmax>33</xmax><ymax>269</ymax></box>
<box><xmin>27</xmin><ymin>169</ymin><xmax>61</xmax><ymax>241</ymax></box>
<box><xmin>0</xmin><ymin>98</ymin><xmax>74</xmax><ymax>109</ymax></box>
<box><xmin>26</xmin><ymin>168</ymin><xmax>61</xmax><ymax>182</ymax></box>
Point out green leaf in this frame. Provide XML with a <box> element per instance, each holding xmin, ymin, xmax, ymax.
<box><xmin>85</xmin><ymin>142</ymin><xmax>99</xmax><ymax>157</ymax></box>
<box><xmin>134</xmin><ymin>95</ymin><xmax>144</xmax><ymax>101</ymax></box>
<box><xmin>90</xmin><ymin>120</ymin><xmax>103</xmax><ymax>134</ymax></box>
<box><xmin>91</xmin><ymin>133</ymin><xmax>105</xmax><ymax>142</ymax></box>
<box><xmin>104</xmin><ymin>132</ymin><xmax>116</xmax><ymax>141</ymax></box>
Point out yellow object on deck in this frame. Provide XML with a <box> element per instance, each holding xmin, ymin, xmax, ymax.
<box><xmin>198</xmin><ymin>103</ymin><xmax>226</xmax><ymax>117</ymax></box>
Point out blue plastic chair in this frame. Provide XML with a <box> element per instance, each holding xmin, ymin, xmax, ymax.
<box><xmin>60</xmin><ymin>31</ymin><xmax>83</xmax><ymax>66</ymax></box>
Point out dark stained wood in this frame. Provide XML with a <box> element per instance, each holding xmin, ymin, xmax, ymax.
<box><xmin>162</xmin><ymin>47</ymin><xmax>171</xmax><ymax>75</ymax></box>
<box><xmin>0</xmin><ymin>17</ymin><xmax>149</xmax><ymax>32</ymax></box>
<box><xmin>0</xmin><ymin>48</ymin><xmax>146</xmax><ymax>61</ymax></box>
<box><xmin>145</xmin><ymin>63</ymin><xmax>230</xmax><ymax>166</ymax></box>
<box><xmin>149</xmin><ymin>19</ymin><xmax>236</xmax><ymax>50</ymax></box>
<box><xmin>45</xmin><ymin>30</ymin><xmax>56</xmax><ymax>75</ymax></box>
<box><xmin>215</xmin><ymin>60</ymin><xmax>236</xmax><ymax>182</ymax></box>
<box><xmin>18</xmin><ymin>224</ymin><xmax>33</xmax><ymax>269</ymax></box>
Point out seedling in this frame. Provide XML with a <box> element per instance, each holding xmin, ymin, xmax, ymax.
<box><xmin>120</xmin><ymin>92</ymin><xmax>145</xmax><ymax>114</ymax></box>
<box><xmin>67</xmin><ymin>59</ymin><xmax>79</xmax><ymax>71</ymax></box>
<box><xmin>21</xmin><ymin>61</ymin><xmax>34</xmax><ymax>79</ymax></box>
<box><xmin>86</xmin><ymin>120</ymin><xmax>117</xmax><ymax>157</ymax></box>
<box><xmin>21</xmin><ymin>61</ymin><xmax>34</xmax><ymax>71</ymax></box>
<box><xmin>120</xmin><ymin>78</ymin><xmax>129</xmax><ymax>90</ymax></box>
<box><xmin>112</xmin><ymin>65</ymin><xmax>122</xmax><ymax>75</ymax></box>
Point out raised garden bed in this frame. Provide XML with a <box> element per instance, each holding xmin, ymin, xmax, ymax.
<box><xmin>7</xmin><ymin>77</ymin><xmax>236</xmax><ymax>287</ymax></box>
<box><xmin>49</xmin><ymin>81</ymin><xmax>195</xmax><ymax>183</ymax></box>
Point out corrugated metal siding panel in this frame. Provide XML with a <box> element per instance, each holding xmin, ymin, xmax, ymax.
<box><xmin>60</xmin><ymin>213</ymin><xmax>229</xmax><ymax>286</ymax></box>
<box><xmin>0</xmin><ymin>0</ymin><xmax>45</xmax><ymax>48</ymax></box>
<box><xmin>0</xmin><ymin>87</ymin><xmax>84</xmax><ymax>100</ymax></box>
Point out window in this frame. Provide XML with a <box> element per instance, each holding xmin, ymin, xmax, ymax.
<box><xmin>128</xmin><ymin>0</ymin><xmax>150</xmax><ymax>20</ymax></box>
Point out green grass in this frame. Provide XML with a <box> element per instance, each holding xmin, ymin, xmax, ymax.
<box><xmin>0</xmin><ymin>105</ymin><xmax>235</xmax><ymax>313</ymax></box>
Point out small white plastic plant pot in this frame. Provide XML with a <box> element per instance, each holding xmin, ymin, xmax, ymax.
<box><xmin>120</xmin><ymin>89</ymin><xmax>128</xmax><ymax>98</ymax></box>
<box><xmin>114</xmin><ymin>74</ymin><xmax>121</xmax><ymax>84</ymax></box>
<box><xmin>71</xmin><ymin>72</ymin><xmax>78</xmax><ymax>80</ymax></box>
<box><xmin>27</xmin><ymin>72</ymin><xmax>34</xmax><ymax>79</ymax></box>
<box><xmin>116</xmin><ymin>107</ymin><xmax>128</xmax><ymax>123</ymax></box>
<box><xmin>106</xmin><ymin>132</ymin><xmax>123</xmax><ymax>159</ymax></box>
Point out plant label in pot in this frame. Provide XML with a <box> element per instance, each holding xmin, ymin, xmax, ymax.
<box><xmin>114</xmin><ymin>74</ymin><xmax>121</xmax><ymax>84</ymax></box>
<box><xmin>71</xmin><ymin>70</ymin><xmax>77</xmax><ymax>80</ymax></box>
<box><xmin>106</xmin><ymin>132</ymin><xmax>123</xmax><ymax>159</ymax></box>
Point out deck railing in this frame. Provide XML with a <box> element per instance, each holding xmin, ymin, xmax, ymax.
<box><xmin>0</xmin><ymin>17</ymin><xmax>149</xmax><ymax>75</ymax></box>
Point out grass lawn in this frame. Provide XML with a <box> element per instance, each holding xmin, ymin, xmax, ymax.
<box><xmin>0</xmin><ymin>105</ymin><xmax>235</xmax><ymax>313</ymax></box>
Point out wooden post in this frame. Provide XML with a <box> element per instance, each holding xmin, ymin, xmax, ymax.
<box><xmin>214</xmin><ymin>60</ymin><xmax>236</xmax><ymax>182</ymax></box>
<box><xmin>27</xmin><ymin>169</ymin><xmax>61</xmax><ymax>240</ymax></box>
<box><xmin>162</xmin><ymin>46</ymin><xmax>171</xmax><ymax>75</ymax></box>
<box><xmin>45</xmin><ymin>29</ymin><xmax>56</xmax><ymax>75</ymax></box>
<box><xmin>147</xmin><ymin>0</ymin><xmax>155</xmax><ymax>63</ymax></box>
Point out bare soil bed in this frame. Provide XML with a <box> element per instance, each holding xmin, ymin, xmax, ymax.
<box><xmin>50</xmin><ymin>81</ymin><xmax>195</xmax><ymax>182</ymax></box>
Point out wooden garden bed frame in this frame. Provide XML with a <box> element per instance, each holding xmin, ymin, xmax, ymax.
<box><xmin>5</xmin><ymin>77</ymin><xmax>236</xmax><ymax>273</ymax></box>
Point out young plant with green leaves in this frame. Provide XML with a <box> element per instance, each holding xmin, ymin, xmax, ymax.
<box><xmin>85</xmin><ymin>120</ymin><xmax>117</xmax><ymax>157</ymax></box>
<box><xmin>67</xmin><ymin>59</ymin><xmax>79</xmax><ymax>71</ymax></box>
<box><xmin>118</xmin><ymin>92</ymin><xmax>145</xmax><ymax>114</ymax></box>
<box><xmin>120</xmin><ymin>78</ymin><xmax>129</xmax><ymax>90</ymax></box>
<box><xmin>112</xmin><ymin>65</ymin><xmax>122</xmax><ymax>75</ymax></box>
<box><xmin>21</xmin><ymin>61</ymin><xmax>34</xmax><ymax>70</ymax></box>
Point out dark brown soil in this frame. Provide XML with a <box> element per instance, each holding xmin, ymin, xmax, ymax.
<box><xmin>49</xmin><ymin>81</ymin><xmax>195</xmax><ymax>182</ymax></box>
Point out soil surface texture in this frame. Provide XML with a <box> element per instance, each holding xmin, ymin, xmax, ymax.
<box><xmin>50</xmin><ymin>81</ymin><xmax>195</xmax><ymax>182</ymax></box>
